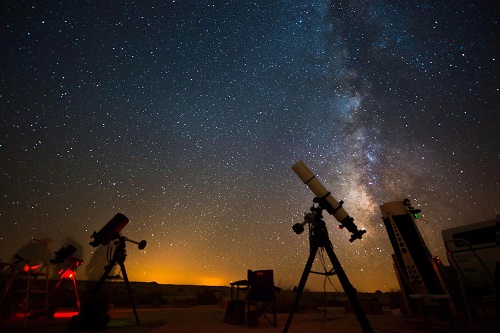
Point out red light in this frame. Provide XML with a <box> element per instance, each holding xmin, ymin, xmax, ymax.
<box><xmin>61</xmin><ymin>270</ymin><xmax>76</xmax><ymax>279</ymax></box>
<box><xmin>53</xmin><ymin>311</ymin><xmax>79</xmax><ymax>318</ymax></box>
<box><xmin>24</xmin><ymin>264</ymin><xmax>40</xmax><ymax>272</ymax></box>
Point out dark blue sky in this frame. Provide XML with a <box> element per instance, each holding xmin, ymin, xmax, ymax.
<box><xmin>1</xmin><ymin>1</ymin><xmax>498</xmax><ymax>291</ymax></box>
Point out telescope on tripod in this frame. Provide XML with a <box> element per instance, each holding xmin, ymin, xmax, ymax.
<box><xmin>70</xmin><ymin>213</ymin><xmax>147</xmax><ymax>331</ymax></box>
<box><xmin>283</xmin><ymin>161</ymin><xmax>373</xmax><ymax>333</ymax></box>
<box><xmin>49</xmin><ymin>245</ymin><xmax>83</xmax><ymax>312</ymax></box>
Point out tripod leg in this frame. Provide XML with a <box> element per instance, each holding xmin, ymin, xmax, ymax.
<box><xmin>283</xmin><ymin>246</ymin><xmax>318</xmax><ymax>333</ymax></box>
<box><xmin>92</xmin><ymin>262</ymin><xmax>115</xmax><ymax>295</ymax></box>
<box><xmin>119</xmin><ymin>262</ymin><xmax>140</xmax><ymax>326</ymax></box>
<box><xmin>324</xmin><ymin>242</ymin><xmax>374</xmax><ymax>333</ymax></box>
<box><xmin>51</xmin><ymin>269</ymin><xmax>67</xmax><ymax>293</ymax></box>
<box><xmin>72</xmin><ymin>275</ymin><xmax>80</xmax><ymax>310</ymax></box>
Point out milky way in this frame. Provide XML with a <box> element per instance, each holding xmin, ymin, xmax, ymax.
<box><xmin>1</xmin><ymin>1</ymin><xmax>498</xmax><ymax>292</ymax></box>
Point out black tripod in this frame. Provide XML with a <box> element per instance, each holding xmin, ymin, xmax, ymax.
<box><xmin>50</xmin><ymin>257</ymin><xmax>83</xmax><ymax>311</ymax></box>
<box><xmin>283</xmin><ymin>205</ymin><xmax>374</xmax><ymax>333</ymax></box>
<box><xmin>71</xmin><ymin>235</ymin><xmax>144</xmax><ymax>331</ymax></box>
<box><xmin>92</xmin><ymin>235</ymin><xmax>141</xmax><ymax>325</ymax></box>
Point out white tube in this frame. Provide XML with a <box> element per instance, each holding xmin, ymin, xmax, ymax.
<box><xmin>291</xmin><ymin>160</ymin><xmax>349</xmax><ymax>222</ymax></box>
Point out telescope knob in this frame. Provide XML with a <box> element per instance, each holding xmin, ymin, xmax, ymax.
<box><xmin>292</xmin><ymin>223</ymin><xmax>305</xmax><ymax>235</ymax></box>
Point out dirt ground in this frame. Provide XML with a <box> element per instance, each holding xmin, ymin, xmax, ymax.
<box><xmin>3</xmin><ymin>304</ymin><xmax>492</xmax><ymax>333</ymax></box>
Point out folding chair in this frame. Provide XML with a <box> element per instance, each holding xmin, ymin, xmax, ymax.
<box><xmin>246</xmin><ymin>269</ymin><xmax>280</xmax><ymax>327</ymax></box>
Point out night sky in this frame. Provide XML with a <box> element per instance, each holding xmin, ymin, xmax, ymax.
<box><xmin>1</xmin><ymin>1</ymin><xmax>498</xmax><ymax>292</ymax></box>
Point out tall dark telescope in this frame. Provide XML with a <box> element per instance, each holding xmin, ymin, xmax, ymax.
<box><xmin>380</xmin><ymin>200</ymin><xmax>444</xmax><ymax>295</ymax></box>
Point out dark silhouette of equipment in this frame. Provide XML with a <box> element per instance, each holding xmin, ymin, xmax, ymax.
<box><xmin>49</xmin><ymin>245</ymin><xmax>83</xmax><ymax>312</ymax></box>
<box><xmin>70</xmin><ymin>213</ymin><xmax>146</xmax><ymax>331</ymax></box>
<box><xmin>283</xmin><ymin>202</ymin><xmax>374</xmax><ymax>333</ymax></box>
<box><xmin>442</xmin><ymin>218</ymin><xmax>496</xmax><ymax>324</ymax></box>
<box><xmin>1</xmin><ymin>255</ymin><xmax>28</xmax><ymax>319</ymax></box>
<box><xmin>284</xmin><ymin>161</ymin><xmax>373</xmax><ymax>333</ymax></box>
<box><xmin>380</xmin><ymin>200</ymin><xmax>444</xmax><ymax>296</ymax></box>
<box><xmin>0</xmin><ymin>239</ymin><xmax>50</xmax><ymax>327</ymax></box>
<box><xmin>380</xmin><ymin>201</ymin><xmax>496</xmax><ymax>330</ymax></box>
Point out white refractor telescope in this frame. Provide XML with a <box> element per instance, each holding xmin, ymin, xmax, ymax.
<box><xmin>292</xmin><ymin>160</ymin><xmax>366</xmax><ymax>242</ymax></box>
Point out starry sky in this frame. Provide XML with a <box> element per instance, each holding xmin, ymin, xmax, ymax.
<box><xmin>1</xmin><ymin>1</ymin><xmax>498</xmax><ymax>292</ymax></box>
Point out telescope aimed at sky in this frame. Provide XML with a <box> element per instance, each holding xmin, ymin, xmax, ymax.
<box><xmin>291</xmin><ymin>160</ymin><xmax>366</xmax><ymax>242</ymax></box>
<box><xmin>89</xmin><ymin>213</ymin><xmax>129</xmax><ymax>248</ymax></box>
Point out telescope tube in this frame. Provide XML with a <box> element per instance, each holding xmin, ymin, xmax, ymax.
<box><xmin>292</xmin><ymin>160</ymin><xmax>365</xmax><ymax>241</ymax></box>
<box><xmin>292</xmin><ymin>160</ymin><xmax>349</xmax><ymax>221</ymax></box>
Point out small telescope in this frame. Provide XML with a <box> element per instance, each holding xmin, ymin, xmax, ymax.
<box><xmin>90</xmin><ymin>213</ymin><xmax>129</xmax><ymax>248</ymax></box>
<box><xmin>51</xmin><ymin>244</ymin><xmax>79</xmax><ymax>264</ymax></box>
<box><xmin>76</xmin><ymin>213</ymin><xmax>146</xmax><ymax>329</ymax></box>
<box><xmin>292</xmin><ymin>160</ymin><xmax>366</xmax><ymax>242</ymax></box>
<box><xmin>90</xmin><ymin>213</ymin><xmax>147</xmax><ymax>250</ymax></box>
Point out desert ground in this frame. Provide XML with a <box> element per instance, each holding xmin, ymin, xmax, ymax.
<box><xmin>1</xmin><ymin>281</ymin><xmax>496</xmax><ymax>333</ymax></box>
<box><xmin>0</xmin><ymin>304</ymin><xmax>456</xmax><ymax>333</ymax></box>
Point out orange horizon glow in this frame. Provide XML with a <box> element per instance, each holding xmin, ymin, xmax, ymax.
<box><xmin>130</xmin><ymin>268</ymin><xmax>230</xmax><ymax>287</ymax></box>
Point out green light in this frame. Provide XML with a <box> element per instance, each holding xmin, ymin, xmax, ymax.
<box><xmin>413</xmin><ymin>213</ymin><xmax>419</xmax><ymax>219</ymax></box>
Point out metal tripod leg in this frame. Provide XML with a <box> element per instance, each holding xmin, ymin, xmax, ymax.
<box><xmin>51</xmin><ymin>265</ymin><xmax>80</xmax><ymax>311</ymax></box>
<box><xmin>92</xmin><ymin>261</ymin><xmax>115</xmax><ymax>295</ymax></box>
<box><xmin>119</xmin><ymin>262</ymin><xmax>140</xmax><ymax>326</ymax></box>
<box><xmin>90</xmin><ymin>260</ymin><xmax>140</xmax><ymax>326</ymax></box>
<box><xmin>71</xmin><ymin>274</ymin><xmax>80</xmax><ymax>310</ymax></box>
<box><xmin>283</xmin><ymin>242</ymin><xmax>374</xmax><ymax>333</ymax></box>
<box><xmin>283</xmin><ymin>245</ymin><xmax>318</xmax><ymax>333</ymax></box>
<box><xmin>323</xmin><ymin>241</ymin><xmax>374</xmax><ymax>333</ymax></box>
